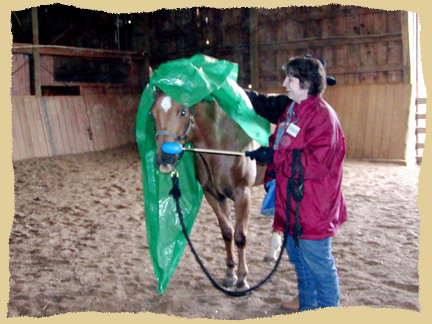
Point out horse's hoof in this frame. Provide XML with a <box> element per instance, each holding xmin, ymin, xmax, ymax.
<box><xmin>264</xmin><ymin>255</ymin><xmax>276</xmax><ymax>265</ymax></box>
<box><xmin>235</xmin><ymin>281</ymin><xmax>250</xmax><ymax>292</ymax></box>
<box><xmin>222</xmin><ymin>275</ymin><xmax>238</xmax><ymax>288</ymax></box>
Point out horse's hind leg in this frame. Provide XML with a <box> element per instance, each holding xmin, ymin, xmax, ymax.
<box><xmin>234</xmin><ymin>186</ymin><xmax>251</xmax><ymax>291</ymax></box>
<box><xmin>203</xmin><ymin>191</ymin><xmax>237</xmax><ymax>288</ymax></box>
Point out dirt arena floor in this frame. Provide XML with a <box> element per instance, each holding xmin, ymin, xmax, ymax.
<box><xmin>8</xmin><ymin>143</ymin><xmax>420</xmax><ymax>319</ymax></box>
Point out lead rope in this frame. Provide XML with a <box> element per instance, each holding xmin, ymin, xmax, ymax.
<box><xmin>169</xmin><ymin>149</ymin><xmax>304</xmax><ymax>297</ymax></box>
<box><xmin>287</xmin><ymin>149</ymin><xmax>304</xmax><ymax>247</ymax></box>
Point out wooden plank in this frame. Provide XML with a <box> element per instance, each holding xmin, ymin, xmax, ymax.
<box><xmin>54</xmin><ymin>97</ymin><xmax>75</xmax><ymax>155</ymax></box>
<box><xmin>12</xmin><ymin>44</ymin><xmax>146</xmax><ymax>60</ymax></box>
<box><xmin>416</xmin><ymin>128</ymin><xmax>426</xmax><ymax>134</ymax></box>
<box><xmin>379</xmin><ymin>85</ymin><xmax>396</xmax><ymax>159</ymax></box>
<box><xmin>31</xmin><ymin>8</ymin><xmax>42</xmax><ymax>96</ymax></box>
<box><xmin>373</xmin><ymin>12</ymin><xmax>387</xmax><ymax>34</ymax></box>
<box><xmin>104</xmin><ymin>95</ymin><xmax>122</xmax><ymax>148</ymax></box>
<box><xmin>375</xmin><ymin>42</ymin><xmax>388</xmax><ymax>67</ymax></box>
<box><xmin>118</xmin><ymin>95</ymin><xmax>140</xmax><ymax>144</ymax></box>
<box><xmin>114</xmin><ymin>96</ymin><xmax>132</xmax><ymax>145</ymax></box>
<box><xmin>16</xmin><ymin>97</ymin><xmax>36</xmax><ymax>158</ymax></box>
<box><xmin>64</xmin><ymin>96</ymin><xmax>84</xmax><ymax>153</ymax></box>
<box><xmin>12</xmin><ymin>54</ymin><xmax>31</xmax><ymax>96</ymax></box>
<box><xmin>69</xmin><ymin>96</ymin><xmax>95</xmax><ymax>153</ymax></box>
<box><xmin>80</xmin><ymin>96</ymin><xmax>97</xmax><ymax>152</ymax></box>
<box><xmin>335</xmin><ymin>84</ymin><xmax>348</xmax><ymax>133</ymax></box>
<box><xmin>43</xmin><ymin>97</ymin><xmax>68</xmax><ymax>155</ymax></box>
<box><xmin>36</xmin><ymin>97</ymin><xmax>55</xmax><ymax>157</ymax></box>
<box><xmin>371</xmin><ymin>85</ymin><xmax>387</xmax><ymax>159</ymax></box>
<box><xmin>127</xmin><ymin>95</ymin><xmax>141</xmax><ymax>143</ymax></box>
<box><xmin>59</xmin><ymin>96</ymin><xmax>80</xmax><ymax>154</ymax></box>
<box><xmin>400</xmin><ymin>11</ymin><xmax>410</xmax><ymax>83</ymax></box>
<box><xmin>12</xmin><ymin>117</ymin><xmax>22</xmax><ymax>161</ymax></box>
<box><xmin>333</xmin><ymin>16</ymin><xmax>347</xmax><ymax>36</ymax></box>
<box><xmin>249</xmin><ymin>8</ymin><xmax>259</xmax><ymax>89</ymax></box>
<box><xmin>416</xmin><ymin>98</ymin><xmax>427</xmax><ymax>105</ymax></box>
<box><xmin>24</xmin><ymin>97</ymin><xmax>44</xmax><ymax>157</ymax></box>
<box><xmin>360</xmin><ymin>13</ymin><xmax>375</xmax><ymax>35</ymax></box>
<box><xmin>11</xmin><ymin>97</ymin><xmax>26</xmax><ymax>160</ymax></box>
<box><xmin>40</xmin><ymin>55</ymin><xmax>54</xmax><ymax>85</ymax></box>
<box><xmin>84</xmin><ymin>95</ymin><xmax>110</xmax><ymax>151</ymax></box>
<box><xmin>346</xmin><ymin>14</ymin><xmax>360</xmax><ymax>36</ymax></box>
<box><xmin>339</xmin><ymin>85</ymin><xmax>354</xmax><ymax>154</ymax></box>
<box><xmin>387</xmin><ymin>11</ymin><xmax>402</xmax><ymax>34</ymax></box>
<box><xmin>388</xmin><ymin>84</ymin><xmax>412</xmax><ymax>159</ymax></box>
<box><xmin>102</xmin><ymin>95</ymin><xmax>123</xmax><ymax>148</ymax></box>
<box><xmin>346</xmin><ymin>86</ymin><xmax>363</xmax><ymax>158</ymax></box>
<box><xmin>334</xmin><ymin>46</ymin><xmax>347</xmax><ymax>69</ymax></box>
<box><xmin>256</xmin><ymin>33</ymin><xmax>402</xmax><ymax>52</ymax></box>
<box><xmin>28</xmin><ymin>97</ymin><xmax>51</xmax><ymax>157</ymax></box>
<box><xmin>360</xmin><ymin>85</ymin><xmax>374</xmax><ymax>158</ymax></box>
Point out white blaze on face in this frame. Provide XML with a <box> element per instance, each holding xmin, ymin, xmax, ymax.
<box><xmin>161</xmin><ymin>96</ymin><xmax>172</xmax><ymax>112</ymax></box>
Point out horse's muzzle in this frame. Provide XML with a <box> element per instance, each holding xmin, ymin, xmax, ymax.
<box><xmin>155</xmin><ymin>151</ymin><xmax>182</xmax><ymax>173</ymax></box>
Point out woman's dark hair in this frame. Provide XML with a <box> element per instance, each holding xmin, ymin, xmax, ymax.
<box><xmin>282</xmin><ymin>56</ymin><xmax>326</xmax><ymax>96</ymax></box>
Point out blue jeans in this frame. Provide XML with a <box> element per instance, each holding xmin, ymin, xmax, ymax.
<box><xmin>286</xmin><ymin>236</ymin><xmax>340</xmax><ymax>311</ymax></box>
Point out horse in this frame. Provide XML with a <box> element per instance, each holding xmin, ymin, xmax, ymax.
<box><xmin>151</xmin><ymin>88</ymin><xmax>268</xmax><ymax>291</ymax></box>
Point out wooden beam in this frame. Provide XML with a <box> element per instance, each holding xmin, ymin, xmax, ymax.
<box><xmin>257</xmin><ymin>33</ymin><xmax>402</xmax><ymax>50</ymax></box>
<box><xmin>416</xmin><ymin>98</ymin><xmax>427</xmax><ymax>105</ymax></box>
<box><xmin>259</xmin><ymin>63</ymin><xmax>406</xmax><ymax>78</ymax></box>
<box><xmin>12</xmin><ymin>43</ymin><xmax>146</xmax><ymax>59</ymax></box>
<box><xmin>31</xmin><ymin>7</ymin><xmax>42</xmax><ymax>96</ymax></box>
<box><xmin>249</xmin><ymin>8</ymin><xmax>259</xmax><ymax>89</ymax></box>
<box><xmin>400</xmin><ymin>11</ymin><xmax>411</xmax><ymax>84</ymax></box>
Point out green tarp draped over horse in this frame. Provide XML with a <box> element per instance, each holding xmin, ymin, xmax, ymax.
<box><xmin>135</xmin><ymin>54</ymin><xmax>270</xmax><ymax>295</ymax></box>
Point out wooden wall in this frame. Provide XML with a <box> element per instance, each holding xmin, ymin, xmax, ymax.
<box><xmin>12</xmin><ymin>95</ymin><xmax>140</xmax><ymax>161</ymax></box>
<box><xmin>252</xmin><ymin>6</ymin><xmax>408</xmax><ymax>92</ymax></box>
<box><xmin>147</xmin><ymin>8</ymin><xmax>252</xmax><ymax>86</ymax></box>
<box><xmin>11</xmin><ymin>6</ymin><xmax>417</xmax><ymax>163</ymax></box>
<box><xmin>12</xmin><ymin>44</ymin><xmax>148</xmax><ymax>96</ymax></box>
<box><xmin>11</xmin><ymin>45</ymin><xmax>147</xmax><ymax>161</ymax></box>
<box><xmin>146</xmin><ymin>6</ymin><xmax>409</xmax><ymax>90</ymax></box>
<box><xmin>12</xmin><ymin>54</ymin><xmax>31</xmax><ymax>96</ymax></box>
<box><xmin>323</xmin><ymin>84</ymin><xmax>413</xmax><ymax>161</ymax></box>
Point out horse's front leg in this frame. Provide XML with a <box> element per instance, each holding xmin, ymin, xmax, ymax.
<box><xmin>234</xmin><ymin>186</ymin><xmax>251</xmax><ymax>291</ymax></box>
<box><xmin>203</xmin><ymin>191</ymin><xmax>237</xmax><ymax>288</ymax></box>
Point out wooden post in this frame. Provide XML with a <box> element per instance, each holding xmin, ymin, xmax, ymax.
<box><xmin>400</xmin><ymin>11</ymin><xmax>411</xmax><ymax>84</ymax></box>
<box><xmin>31</xmin><ymin>7</ymin><xmax>42</xmax><ymax>96</ymax></box>
<box><xmin>249</xmin><ymin>8</ymin><xmax>259</xmax><ymax>90</ymax></box>
<box><xmin>143</xmin><ymin>13</ymin><xmax>151</xmax><ymax>85</ymax></box>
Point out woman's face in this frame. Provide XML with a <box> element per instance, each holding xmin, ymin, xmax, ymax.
<box><xmin>282</xmin><ymin>75</ymin><xmax>309</xmax><ymax>104</ymax></box>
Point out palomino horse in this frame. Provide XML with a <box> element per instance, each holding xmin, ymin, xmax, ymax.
<box><xmin>151</xmin><ymin>88</ymin><xmax>267</xmax><ymax>291</ymax></box>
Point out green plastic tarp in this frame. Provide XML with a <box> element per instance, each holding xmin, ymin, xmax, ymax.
<box><xmin>136</xmin><ymin>54</ymin><xmax>270</xmax><ymax>295</ymax></box>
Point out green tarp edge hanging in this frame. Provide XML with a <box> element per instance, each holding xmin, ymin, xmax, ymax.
<box><xmin>136</xmin><ymin>54</ymin><xmax>270</xmax><ymax>295</ymax></box>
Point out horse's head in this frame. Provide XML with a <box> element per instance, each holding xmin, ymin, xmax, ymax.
<box><xmin>151</xmin><ymin>90</ymin><xmax>195</xmax><ymax>173</ymax></box>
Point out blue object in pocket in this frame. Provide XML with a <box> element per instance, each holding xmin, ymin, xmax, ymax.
<box><xmin>261</xmin><ymin>179</ymin><xmax>276</xmax><ymax>216</ymax></box>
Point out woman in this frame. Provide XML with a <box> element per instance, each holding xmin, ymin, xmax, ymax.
<box><xmin>245</xmin><ymin>56</ymin><xmax>348</xmax><ymax>311</ymax></box>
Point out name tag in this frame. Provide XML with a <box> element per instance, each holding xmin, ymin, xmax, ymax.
<box><xmin>286</xmin><ymin>123</ymin><xmax>301</xmax><ymax>137</ymax></box>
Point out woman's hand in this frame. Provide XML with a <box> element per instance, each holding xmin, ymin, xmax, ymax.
<box><xmin>245</xmin><ymin>147</ymin><xmax>274</xmax><ymax>164</ymax></box>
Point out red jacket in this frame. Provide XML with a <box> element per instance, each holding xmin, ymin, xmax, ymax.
<box><xmin>269</xmin><ymin>96</ymin><xmax>348</xmax><ymax>240</ymax></box>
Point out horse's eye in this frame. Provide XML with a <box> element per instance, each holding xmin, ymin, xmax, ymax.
<box><xmin>180</xmin><ymin>108</ymin><xmax>187</xmax><ymax>116</ymax></box>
